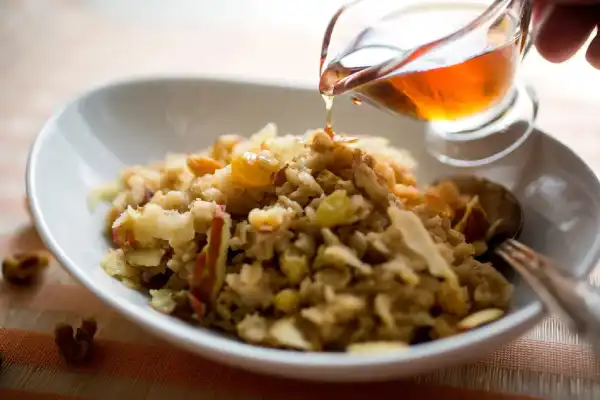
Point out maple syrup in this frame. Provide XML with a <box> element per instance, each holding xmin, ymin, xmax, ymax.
<box><xmin>319</xmin><ymin>3</ymin><xmax>525</xmax><ymax>123</ymax></box>
<box><xmin>322</xmin><ymin>94</ymin><xmax>334</xmax><ymax>136</ymax></box>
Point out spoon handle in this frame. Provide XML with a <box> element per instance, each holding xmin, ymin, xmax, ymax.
<box><xmin>536</xmin><ymin>266</ymin><xmax>600</xmax><ymax>356</ymax></box>
<box><xmin>497</xmin><ymin>239</ymin><xmax>600</xmax><ymax>358</ymax></box>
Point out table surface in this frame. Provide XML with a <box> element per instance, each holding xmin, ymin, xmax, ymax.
<box><xmin>1</xmin><ymin>1</ymin><xmax>599</xmax><ymax>399</ymax></box>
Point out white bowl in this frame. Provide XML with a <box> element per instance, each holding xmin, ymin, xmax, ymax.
<box><xmin>27</xmin><ymin>77</ymin><xmax>600</xmax><ymax>381</ymax></box>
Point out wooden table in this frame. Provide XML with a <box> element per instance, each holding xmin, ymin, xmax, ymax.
<box><xmin>1</xmin><ymin>1</ymin><xmax>599</xmax><ymax>399</ymax></box>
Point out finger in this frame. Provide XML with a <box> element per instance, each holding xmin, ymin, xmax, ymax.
<box><xmin>585</xmin><ymin>29</ymin><xmax>600</xmax><ymax>69</ymax></box>
<box><xmin>534</xmin><ymin>4</ymin><xmax>598</xmax><ymax>63</ymax></box>
<box><xmin>532</xmin><ymin>1</ymin><xmax>554</xmax><ymax>32</ymax></box>
<box><xmin>533</xmin><ymin>0</ymin><xmax>550</xmax><ymax>23</ymax></box>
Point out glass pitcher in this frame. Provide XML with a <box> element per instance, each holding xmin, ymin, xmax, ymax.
<box><xmin>319</xmin><ymin>0</ymin><xmax>538</xmax><ymax>167</ymax></box>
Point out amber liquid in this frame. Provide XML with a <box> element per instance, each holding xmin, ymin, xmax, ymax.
<box><xmin>323</xmin><ymin>94</ymin><xmax>334</xmax><ymax>136</ymax></box>
<box><xmin>320</xmin><ymin>4</ymin><xmax>523</xmax><ymax>122</ymax></box>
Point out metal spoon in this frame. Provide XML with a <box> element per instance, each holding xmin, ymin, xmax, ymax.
<box><xmin>436</xmin><ymin>175</ymin><xmax>523</xmax><ymax>259</ymax></box>
<box><xmin>435</xmin><ymin>175</ymin><xmax>600</xmax><ymax>358</ymax></box>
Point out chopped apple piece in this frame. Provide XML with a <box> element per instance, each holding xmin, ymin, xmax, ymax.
<box><xmin>457</xmin><ymin>308</ymin><xmax>504</xmax><ymax>331</ymax></box>
<box><xmin>125</xmin><ymin>249</ymin><xmax>165</xmax><ymax>267</ymax></box>
<box><xmin>269</xmin><ymin>318</ymin><xmax>312</xmax><ymax>350</ymax></box>
<box><xmin>188</xmin><ymin>292</ymin><xmax>207</xmax><ymax>319</ymax></box>
<box><xmin>388</xmin><ymin>207</ymin><xmax>458</xmax><ymax>285</ymax></box>
<box><xmin>190</xmin><ymin>206</ymin><xmax>231</xmax><ymax>303</ymax></box>
<box><xmin>347</xmin><ymin>341</ymin><xmax>408</xmax><ymax>354</ymax></box>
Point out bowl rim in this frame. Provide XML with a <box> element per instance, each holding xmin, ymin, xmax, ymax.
<box><xmin>26</xmin><ymin>75</ymin><xmax>599</xmax><ymax>370</ymax></box>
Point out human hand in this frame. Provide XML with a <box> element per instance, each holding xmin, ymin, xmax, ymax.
<box><xmin>534</xmin><ymin>0</ymin><xmax>600</xmax><ymax>68</ymax></box>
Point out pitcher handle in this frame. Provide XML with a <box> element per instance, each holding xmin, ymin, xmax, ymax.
<box><xmin>522</xmin><ymin>3</ymin><xmax>554</xmax><ymax>58</ymax></box>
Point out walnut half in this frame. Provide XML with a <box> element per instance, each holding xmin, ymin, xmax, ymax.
<box><xmin>54</xmin><ymin>318</ymin><xmax>98</xmax><ymax>364</ymax></box>
<box><xmin>2</xmin><ymin>251</ymin><xmax>51</xmax><ymax>284</ymax></box>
